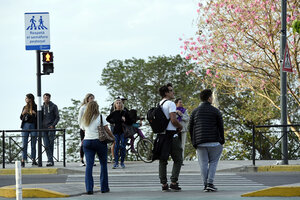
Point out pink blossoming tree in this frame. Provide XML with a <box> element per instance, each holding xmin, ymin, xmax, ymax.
<box><xmin>182</xmin><ymin>0</ymin><xmax>299</xmax><ymax>138</ymax></box>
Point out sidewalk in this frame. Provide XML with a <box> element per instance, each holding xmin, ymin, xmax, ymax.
<box><xmin>0</xmin><ymin>160</ymin><xmax>300</xmax><ymax>198</ymax></box>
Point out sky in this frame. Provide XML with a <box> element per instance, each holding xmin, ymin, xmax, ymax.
<box><xmin>0</xmin><ymin>0</ymin><xmax>199</xmax><ymax>130</ymax></box>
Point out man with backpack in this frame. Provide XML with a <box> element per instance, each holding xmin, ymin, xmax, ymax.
<box><xmin>151</xmin><ymin>83</ymin><xmax>183</xmax><ymax>192</ymax></box>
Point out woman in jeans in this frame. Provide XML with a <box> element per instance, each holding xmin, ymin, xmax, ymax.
<box><xmin>106</xmin><ymin>99</ymin><xmax>132</xmax><ymax>169</ymax></box>
<box><xmin>81</xmin><ymin>101</ymin><xmax>114</xmax><ymax>194</ymax></box>
<box><xmin>78</xmin><ymin>93</ymin><xmax>95</xmax><ymax>166</ymax></box>
<box><xmin>20</xmin><ymin>93</ymin><xmax>37</xmax><ymax>167</ymax></box>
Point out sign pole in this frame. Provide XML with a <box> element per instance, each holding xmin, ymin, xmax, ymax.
<box><xmin>280</xmin><ymin>0</ymin><xmax>288</xmax><ymax>165</ymax></box>
<box><xmin>36</xmin><ymin>50</ymin><xmax>43</xmax><ymax>167</ymax></box>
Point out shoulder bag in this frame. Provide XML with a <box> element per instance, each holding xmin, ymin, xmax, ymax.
<box><xmin>98</xmin><ymin>115</ymin><xmax>115</xmax><ymax>143</ymax></box>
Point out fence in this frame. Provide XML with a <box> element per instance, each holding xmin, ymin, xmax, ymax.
<box><xmin>252</xmin><ymin>124</ymin><xmax>300</xmax><ymax>166</ymax></box>
<box><xmin>1</xmin><ymin>129</ymin><xmax>66</xmax><ymax>168</ymax></box>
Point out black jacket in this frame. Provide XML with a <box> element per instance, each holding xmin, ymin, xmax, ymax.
<box><xmin>106</xmin><ymin>110</ymin><xmax>133</xmax><ymax>134</ymax></box>
<box><xmin>42</xmin><ymin>101</ymin><xmax>60</xmax><ymax>128</ymax></box>
<box><xmin>20</xmin><ymin>104</ymin><xmax>37</xmax><ymax>128</ymax></box>
<box><xmin>189</xmin><ymin>101</ymin><xmax>225</xmax><ymax>148</ymax></box>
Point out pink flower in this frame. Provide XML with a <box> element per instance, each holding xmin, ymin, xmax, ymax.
<box><xmin>287</xmin><ymin>17</ymin><xmax>290</xmax><ymax>23</ymax></box>
<box><xmin>241</xmin><ymin>74</ymin><xmax>244</xmax><ymax>78</ymax></box>
<box><xmin>213</xmin><ymin>83</ymin><xmax>216</xmax><ymax>87</ymax></box>
<box><xmin>215</xmin><ymin>74</ymin><xmax>219</xmax><ymax>78</ymax></box>
<box><xmin>186</xmin><ymin>69</ymin><xmax>193</xmax><ymax>75</ymax></box>
<box><xmin>198</xmin><ymin>3</ymin><xmax>203</xmax><ymax>7</ymax></box>
<box><xmin>233</xmin><ymin>54</ymin><xmax>237</xmax><ymax>60</ymax></box>
<box><xmin>229</xmin><ymin>38</ymin><xmax>235</xmax><ymax>42</ymax></box>
<box><xmin>219</xmin><ymin>18</ymin><xmax>224</xmax><ymax>22</ymax></box>
<box><xmin>271</xmin><ymin>49</ymin><xmax>275</xmax><ymax>53</ymax></box>
<box><xmin>178</xmin><ymin>38</ymin><xmax>182</xmax><ymax>41</ymax></box>
<box><xmin>206</xmin><ymin>69</ymin><xmax>211</xmax><ymax>75</ymax></box>
<box><xmin>197</xmin><ymin>9</ymin><xmax>200</xmax><ymax>13</ymax></box>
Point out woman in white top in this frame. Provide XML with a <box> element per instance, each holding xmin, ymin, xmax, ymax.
<box><xmin>81</xmin><ymin>101</ymin><xmax>114</xmax><ymax>194</ymax></box>
<box><xmin>78</xmin><ymin>93</ymin><xmax>95</xmax><ymax>166</ymax></box>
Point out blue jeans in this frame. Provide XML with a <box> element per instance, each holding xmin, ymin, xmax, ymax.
<box><xmin>114</xmin><ymin>133</ymin><xmax>127</xmax><ymax>164</ymax></box>
<box><xmin>21</xmin><ymin>123</ymin><xmax>37</xmax><ymax>161</ymax></box>
<box><xmin>83</xmin><ymin>139</ymin><xmax>109</xmax><ymax>192</ymax></box>
<box><xmin>197</xmin><ymin>145</ymin><xmax>223</xmax><ymax>185</ymax></box>
<box><xmin>42</xmin><ymin>130</ymin><xmax>55</xmax><ymax>163</ymax></box>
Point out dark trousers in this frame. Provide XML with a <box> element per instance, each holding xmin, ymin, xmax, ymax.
<box><xmin>158</xmin><ymin>131</ymin><xmax>183</xmax><ymax>184</ymax></box>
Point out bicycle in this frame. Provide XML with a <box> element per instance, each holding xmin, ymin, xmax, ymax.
<box><xmin>126</xmin><ymin>125</ymin><xmax>153</xmax><ymax>163</ymax></box>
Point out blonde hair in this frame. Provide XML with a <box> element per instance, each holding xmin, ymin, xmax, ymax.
<box><xmin>82</xmin><ymin>101</ymin><xmax>99</xmax><ymax>126</ymax></box>
<box><xmin>113</xmin><ymin>99</ymin><xmax>124</xmax><ymax>111</ymax></box>
<box><xmin>81</xmin><ymin>93</ymin><xmax>95</xmax><ymax>106</ymax></box>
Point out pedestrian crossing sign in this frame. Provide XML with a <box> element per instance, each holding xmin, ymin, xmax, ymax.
<box><xmin>282</xmin><ymin>43</ymin><xmax>293</xmax><ymax>73</ymax></box>
<box><xmin>25</xmin><ymin>12</ymin><xmax>50</xmax><ymax>51</ymax></box>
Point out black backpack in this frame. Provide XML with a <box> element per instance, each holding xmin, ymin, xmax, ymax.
<box><xmin>147</xmin><ymin>100</ymin><xmax>170</xmax><ymax>133</ymax></box>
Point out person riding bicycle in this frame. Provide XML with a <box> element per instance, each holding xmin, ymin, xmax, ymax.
<box><xmin>127</xmin><ymin>109</ymin><xmax>145</xmax><ymax>153</ymax></box>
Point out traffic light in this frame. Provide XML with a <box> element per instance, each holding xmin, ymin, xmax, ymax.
<box><xmin>42</xmin><ymin>51</ymin><xmax>54</xmax><ymax>74</ymax></box>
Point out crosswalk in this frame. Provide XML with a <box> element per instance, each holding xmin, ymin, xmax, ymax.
<box><xmin>66</xmin><ymin>173</ymin><xmax>264</xmax><ymax>191</ymax></box>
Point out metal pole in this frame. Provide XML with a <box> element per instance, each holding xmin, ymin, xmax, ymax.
<box><xmin>252</xmin><ymin>126</ymin><xmax>256</xmax><ymax>166</ymax></box>
<box><xmin>2</xmin><ymin>131</ymin><xmax>5</xmax><ymax>169</ymax></box>
<box><xmin>63</xmin><ymin>130</ymin><xmax>66</xmax><ymax>167</ymax></box>
<box><xmin>36</xmin><ymin>50</ymin><xmax>43</xmax><ymax>167</ymax></box>
<box><xmin>280</xmin><ymin>0</ymin><xmax>288</xmax><ymax>165</ymax></box>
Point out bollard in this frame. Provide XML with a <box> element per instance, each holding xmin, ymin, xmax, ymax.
<box><xmin>15</xmin><ymin>161</ymin><xmax>22</xmax><ymax>200</ymax></box>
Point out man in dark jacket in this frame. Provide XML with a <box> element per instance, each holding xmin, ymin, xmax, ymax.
<box><xmin>42</xmin><ymin>93</ymin><xmax>60</xmax><ymax>167</ymax></box>
<box><xmin>189</xmin><ymin>89</ymin><xmax>224</xmax><ymax>192</ymax></box>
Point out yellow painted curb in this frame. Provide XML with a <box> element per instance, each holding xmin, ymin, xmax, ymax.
<box><xmin>257</xmin><ymin>165</ymin><xmax>300</xmax><ymax>172</ymax></box>
<box><xmin>242</xmin><ymin>186</ymin><xmax>300</xmax><ymax>197</ymax></box>
<box><xmin>0</xmin><ymin>187</ymin><xmax>69</xmax><ymax>198</ymax></box>
<box><xmin>0</xmin><ymin>168</ymin><xmax>58</xmax><ymax>175</ymax></box>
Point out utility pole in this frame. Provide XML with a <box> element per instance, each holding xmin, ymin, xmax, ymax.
<box><xmin>280</xmin><ymin>0</ymin><xmax>288</xmax><ymax>165</ymax></box>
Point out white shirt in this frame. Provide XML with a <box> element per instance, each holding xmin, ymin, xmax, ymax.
<box><xmin>160</xmin><ymin>99</ymin><xmax>177</xmax><ymax>131</ymax></box>
<box><xmin>82</xmin><ymin>114</ymin><xmax>108</xmax><ymax>140</ymax></box>
<box><xmin>78</xmin><ymin>105</ymin><xmax>86</xmax><ymax>129</ymax></box>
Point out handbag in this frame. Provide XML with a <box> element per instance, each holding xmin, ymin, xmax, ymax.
<box><xmin>98</xmin><ymin>115</ymin><xmax>115</xmax><ymax>143</ymax></box>
<box><xmin>123</xmin><ymin>124</ymin><xmax>136</xmax><ymax>138</ymax></box>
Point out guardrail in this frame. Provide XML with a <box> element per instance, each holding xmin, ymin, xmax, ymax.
<box><xmin>252</xmin><ymin>124</ymin><xmax>300</xmax><ymax>166</ymax></box>
<box><xmin>1</xmin><ymin>129</ymin><xmax>66</xmax><ymax>168</ymax></box>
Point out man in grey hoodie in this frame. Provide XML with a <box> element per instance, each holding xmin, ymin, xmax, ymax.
<box><xmin>42</xmin><ymin>93</ymin><xmax>60</xmax><ymax>167</ymax></box>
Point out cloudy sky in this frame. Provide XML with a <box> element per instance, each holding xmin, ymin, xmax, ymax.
<box><xmin>0</xmin><ymin>0</ymin><xmax>198</xmax><ymax>130</ymax></box>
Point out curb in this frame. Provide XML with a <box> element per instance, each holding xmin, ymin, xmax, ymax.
<box><xmin>0</xmin><ymin>168</ymin><xmax>58</xmax><ymax>175</ymax></box>
<box><xmin>241</xmin><ymin>185</ymin><xmax>300</xmax><ymax>197</ymax></box>
<box><xmin>0</xmin><ymin>186</ymin><xmax>69</xmax><ymax>198</ymax></box>
<box><xmin>257</xmin><ymin>165</ymin><xmax>300</xmax><ymax>172</ymax></box>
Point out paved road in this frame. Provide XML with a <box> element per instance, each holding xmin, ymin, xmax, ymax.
<box><xmin>2</xmin><ymin>172</ymin><xmax>300</xmax><ymax>200</ymax></box>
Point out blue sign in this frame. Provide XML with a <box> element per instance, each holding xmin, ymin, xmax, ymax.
<box><xmin>25</xmin><ymin>12</ymin><xmax>50</xmax><ymax>50</ymax></box>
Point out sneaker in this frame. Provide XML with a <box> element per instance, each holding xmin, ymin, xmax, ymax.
<box><xmin>206</xmin><ymin>183</ymin><xmax>217</xmax><ymax>192</ymax></box>
<box><xmin>21</xmin><ymin>161</ymin><xmax>25</xmax><ymax>168</ymax></box>
<box><xmin>120</xmin><ymin>163</ymin><xmax>125</xmax><ymax>168</ymax></box>
<box><xmin>162</xmin><ymin>184</ymin><xmax>169</xmax><ymax>192</ymax></box>
<box><xmin>101</xmin><ymin>189</ymin><xmax>110</xmax><ymax>193</ymax></box>
<box><xmin>46</xmin><ymin>162</ymin><xmax>54</xmax><ymax>167</ymax></box>
<box><xmin>80</xmin><ymin>160</ymin><xmax>86</xmax><ymax>167</ymax></box>
<box><xmin>203</xmin><ymin>184</ymin><xmax>208</xmax><ymax>192</ymax></box>
<box><xmin>112</xmin><ymin>164</ymin><xmax>119</xmax><ymax>169</ymax></box>
<box><xmin>93</xmin><ymin>163</ymin><xmax>97</xmax><ymax>166</ymax></box>
<box><xmin>87</xmin><ymin>191</ymin><xmax>93</xmax><ymax>195</ymax></box>
<box><xmin>170</xmin><ymin>183</ymin><xmax>181</xmax><ymax>191</ymax></box>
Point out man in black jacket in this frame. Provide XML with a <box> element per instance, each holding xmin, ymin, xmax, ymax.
<box><xmin>189</xmin><ymin>89</ymin><xmax>224</xmax><ymax>192</ymax></box>
<box><xmin>42</xmin><ymin>93</ymin><xmax>60</xmax><ymax>167</ymax></box>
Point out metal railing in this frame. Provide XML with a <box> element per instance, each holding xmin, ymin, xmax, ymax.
<box><xmin>252</xmin><ymin>124</ymin><xmax>300</xmax><ymax>166</ymax></box>
<box><xmin>1</xmin><ymin>129</ymin><xmax>66</xmax><ymax>168</ymax></box>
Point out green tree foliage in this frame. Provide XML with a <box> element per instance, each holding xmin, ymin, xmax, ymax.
<box><xmin>56</xmin><ymin>99</ymin><xmax>81</xmax><ymax>162</ymax></box>
<box><xmin>100</xmin><ymin>55</ymin><xmax>202</xmax><ymax>160</ymax></box>
<box><xmin>100</xmin><ymin>55</ymin><xmax>200</xmax><ymax>118</ymax></box>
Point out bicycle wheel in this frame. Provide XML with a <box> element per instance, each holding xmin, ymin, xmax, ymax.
<box><xmin>137</xmin><ymin>138</ymin><xmax>153</xmax><ymax>163</ymax></box>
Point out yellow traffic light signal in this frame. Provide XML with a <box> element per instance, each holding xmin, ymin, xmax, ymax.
<box><xmin>42</xmin><ymin>51</ymin><xmax>54</xmax><ymax>74</ymax></box>
<box><xmin>42</xmin><ymin>52</ymin><xmax>53</xmax><ymax>63</ymax></box>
